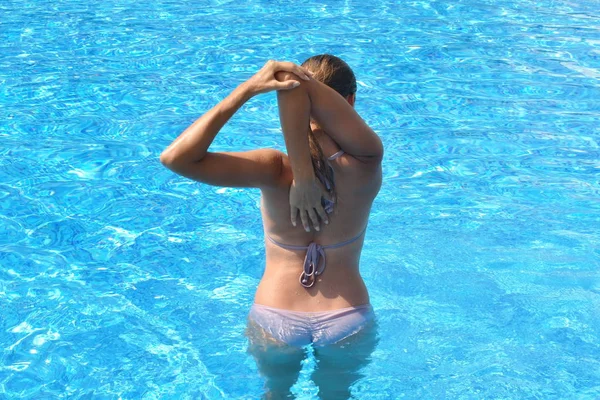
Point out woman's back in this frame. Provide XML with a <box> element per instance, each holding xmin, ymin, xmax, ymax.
<box><xmin>255</xmin><ymin>141</ymin><xmax>382</xmax><ymax>312</ymax></box>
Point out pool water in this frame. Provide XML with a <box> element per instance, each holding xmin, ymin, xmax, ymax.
<box><xmin>1</xmin><ymin>0</ymin><xmax>599</xmax><ymax>398</ymax></box>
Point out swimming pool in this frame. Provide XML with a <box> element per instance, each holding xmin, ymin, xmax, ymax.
<box><xmin>1</xmin><ymin>0</ymin><xmax>599</xmax><ymax>398</ymax></box>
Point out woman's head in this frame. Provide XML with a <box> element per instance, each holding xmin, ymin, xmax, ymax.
<box><xmin>302</xmin><ymin>54</ymin><xmax>357</xmax><ymax>100</ymax></box>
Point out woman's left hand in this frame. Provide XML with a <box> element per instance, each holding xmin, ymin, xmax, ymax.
<box><xmin>243</xmin><ymin>60</ymin><xmax>312</xmax><ymax>97</ymax></box>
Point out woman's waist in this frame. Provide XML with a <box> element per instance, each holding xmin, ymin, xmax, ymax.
<box><xmin>259</xmin><ymin>265</ymin><xmax>366</xmax><ymax>284</ymax></box>
<box><xmin>250</xmin><ymin>302</ymin><xmax>373</xmax><ymax>315</ymax></box>
<box><xmin>262</xmin><ymin>257</ymin><xmax>363</xmax><ymax>284</ymax></box>
<box><xmin>254</xmin><ymin>268</ymin><xmax>369</xmax><ymax>312</ymax></box>
<box><xmin>264</xmin><ymin>251</ymin><xmax>362</xmax><ymax>270</ymax></box>
<box><xmin>253</xmin><ymin>291</ymin><xmax>371</xmax><ymax>312</ymax></box>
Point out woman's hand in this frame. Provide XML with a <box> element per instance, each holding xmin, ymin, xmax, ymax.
<box><xmin>244</xmin><ymin>60</ymin><xmax>325</xmax><ymax>231</ymax></box>
<box><xmin>289</xmin><ymin>177</ymin><xmax>331</xmax><ymax>232</ymax></box>
<box><xmin>243</xmin><ymin>60</ymin><xmax>313</xmax><ymax>97</ymax></box>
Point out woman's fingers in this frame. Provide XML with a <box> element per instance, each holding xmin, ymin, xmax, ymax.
<box><xmin>307</xmin><ymin>208</ymin><xmax>320</xmax><ymax>232</ymax></box>
<box><xmin>274</xmin><ymin>80</ymin><xmax>300</xmax><ymax>91</ymax></box>
<box><xmin>292</xmin><ymin>207</ymin><xmax>317</xmax><ymax>232</ymax></box>
<box><xmin>315</xmin><ymin>203</ymin><xmax>329</xmax><ymax>225</ymax></box>
<box><xmin>300</xmin><ymin>210</ymin><xmax>311</xmax><ymax>232</ymax></box>
<box><xmin>273</xmin><ymin>61</ymin><xmax>311</xmax><ymax>81</ymax></box>
<box><xmin>293</xmin><ymin>206</ymin><xmax>329</xmax><ymax>231</ymax></box>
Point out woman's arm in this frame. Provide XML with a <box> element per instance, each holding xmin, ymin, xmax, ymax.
<box><xmin>276</xmin><ymin>74</ymin><xmax>331</xmax><ymax>232</ymax></box>
<box><xmin>160</xmin><ymin>61</ymin><xmax>312</xmax><ymax>188</ymax></box>
<box><xmin>274</xmin><ymin>70</ymin><xmax>383</xmax><ymax>230</ymax></box>
<box><xmin>159</xmin><ymin>84</ymin><xmax>251</xmax><ymax>166</ymax></box>
<box><xmin>277</xmin><ymin>72</ymin><xmax>384</xmax><ymax>161</ymax></box>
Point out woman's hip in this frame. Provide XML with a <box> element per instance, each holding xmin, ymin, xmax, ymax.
<box><xmin>246</xmin><ymin>302</ymin><xmax>375</xmax><ymax>347</ymax></box>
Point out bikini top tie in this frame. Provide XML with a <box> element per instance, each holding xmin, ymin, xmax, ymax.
<box><xmin>266</xmin><ymin>148</ymin><xmax>368</xmax><ymax>287</ymax></box>
<box><xmin>266</xmin><ymin>226</ymin><xmax>367</xmax><ymax>288</ymax></box>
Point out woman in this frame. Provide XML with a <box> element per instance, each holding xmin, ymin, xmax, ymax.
<box><xmin>160</xmin><ymin>55</ymin><xmax>383</xmax><ymax>399</ymax></box>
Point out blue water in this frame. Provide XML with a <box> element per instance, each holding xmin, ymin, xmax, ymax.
<box><xmin>1</xmin><ymin>0</ymin><xmax>599</xmax><ymax>398</ymax></box>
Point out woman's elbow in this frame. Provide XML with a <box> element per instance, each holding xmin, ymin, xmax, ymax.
<box><xmin>159</xmin><ymin>152</ymin><xmax>187</xmax><ymax>171</ymax></box>
<box><xmin>374</xmin><ymin>137</ymin><xmax>384</xmax><ymax>160</ymax></box>
<box><xmin>159</xmin><ymin>152</ymin><xmax>174</xmax><ymax>166</ymax></box>
<box><xmin>367</xmin><ymin>135</ymin><xmax>384</xmax><ymax>161</ymax></box>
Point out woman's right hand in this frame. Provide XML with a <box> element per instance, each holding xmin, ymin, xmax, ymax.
<box><xmin>289</xmin><ymin>177</ymin><xmax>331</xmax><ymax>232</ymax></box>
<box><xmin>243</xmin><ymin>60</ymin><xmax>313</xmax><ymax>97</ymax></box>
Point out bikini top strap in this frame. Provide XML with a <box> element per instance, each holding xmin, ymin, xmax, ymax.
<box><xmin>266</xmin><ymin>225</ymin><xmax>367</xmax><ymax>252</ymax></box>
<box><xmin>321</xmin><ymin>225</ymin><xmax>367</xmax><ymax>249</ymax></box>
<box><xmin>328</xmin><ymin>150</ymin><xmax>345</xmax><ymax>160</ymax></box>
<box><xmin>267</xmin><ymin>225</ymin><xmax>368</xmax><ymax>288</ymax></box>
<box><xmin>266</xmin><ymin>234</ymin><xmax>309</xmax><ymax>251</ymax></box>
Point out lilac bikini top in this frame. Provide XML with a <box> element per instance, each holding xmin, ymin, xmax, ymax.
<box><xmin>266</xmin><ymin>149</ymin><xmax>367</xmax><ymax>288</ymax></box>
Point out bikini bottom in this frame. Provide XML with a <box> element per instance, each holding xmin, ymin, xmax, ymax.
<box><xmin>247</xmin><ymin>303</ymin><xmax>375</xmax><ymax>347</ymax></box>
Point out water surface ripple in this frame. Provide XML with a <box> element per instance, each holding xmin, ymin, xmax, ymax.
<box><xmin>1</xmin><ymin>0</ymin><xmax>599</xmax><ymax>398</ymax></box>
